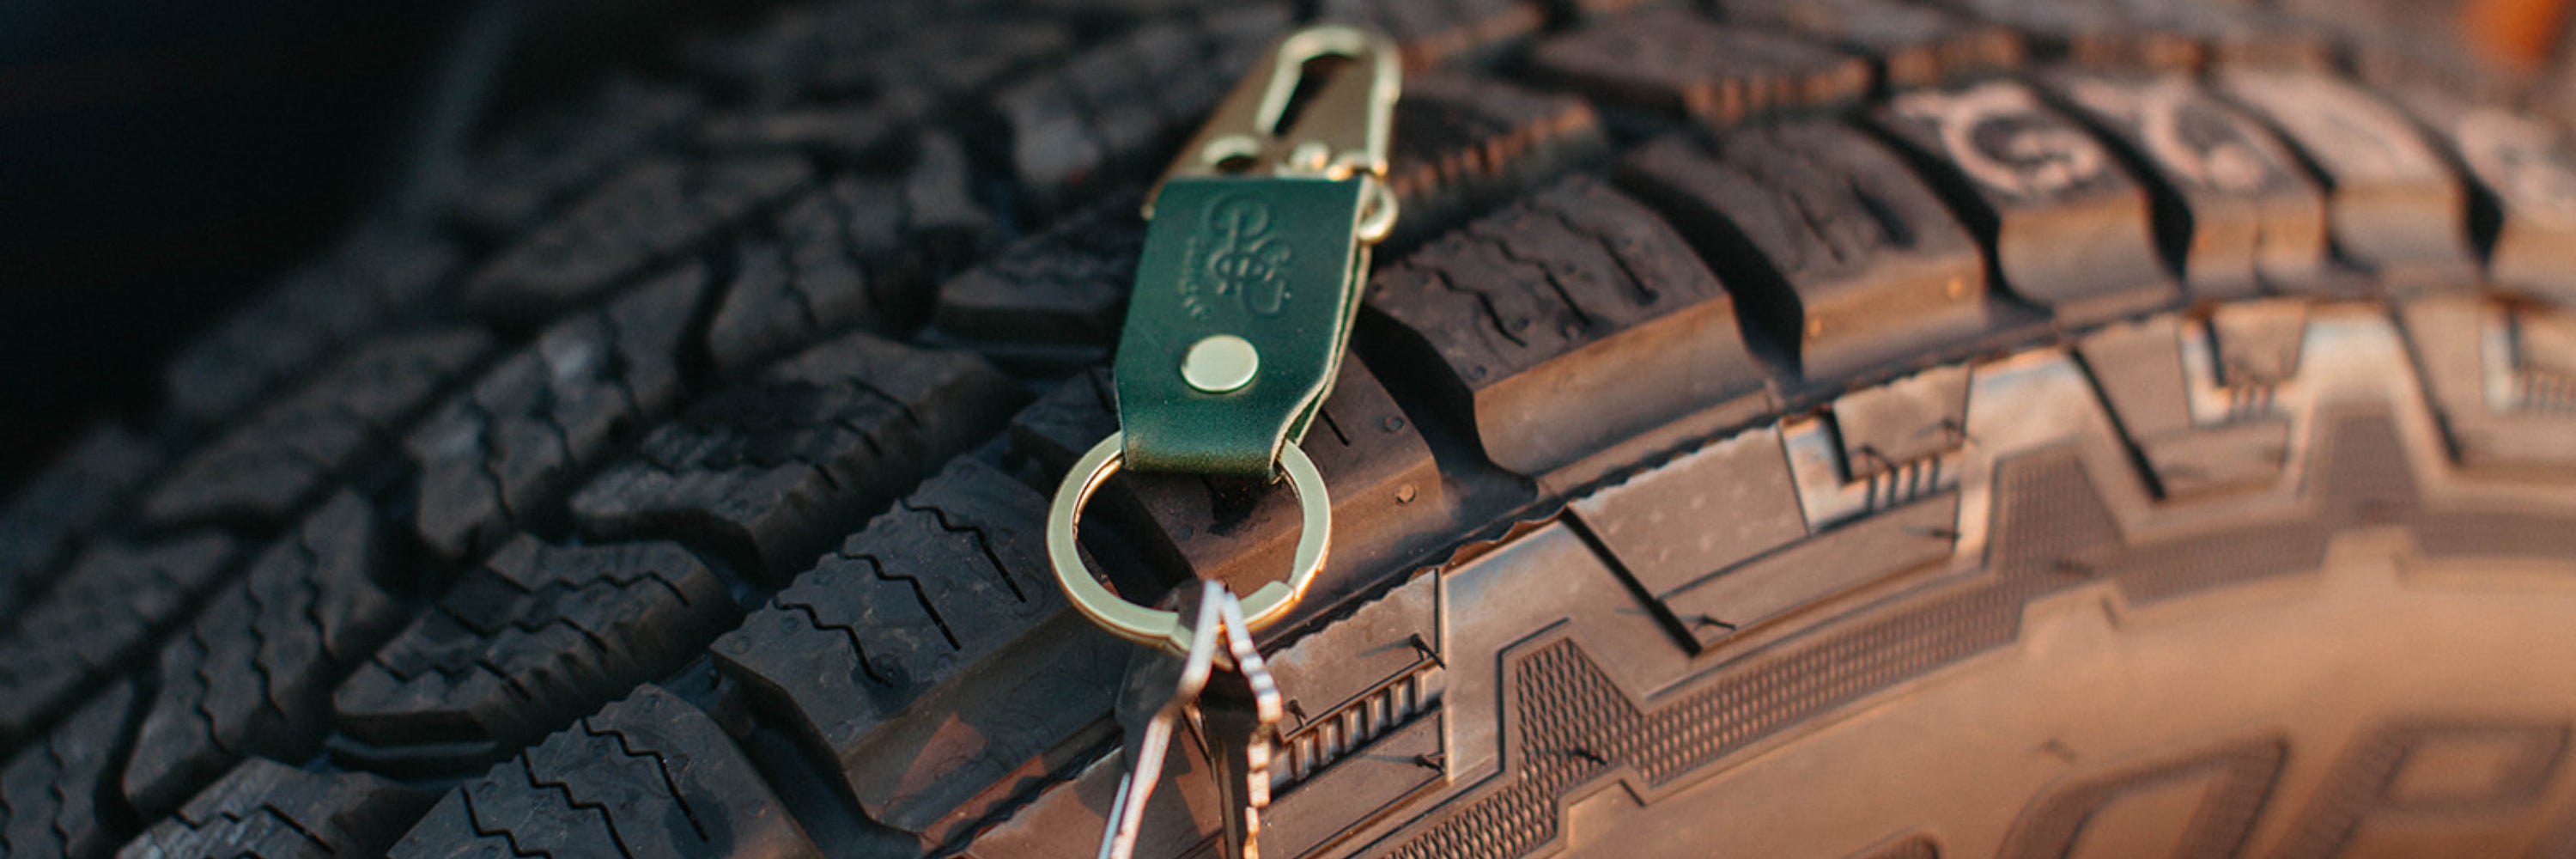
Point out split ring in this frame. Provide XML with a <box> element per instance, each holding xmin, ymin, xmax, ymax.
<box><xmin>1046</xmin><ymin>432</ymin><xmax>1329</xmax><ymax>654</ymax></box>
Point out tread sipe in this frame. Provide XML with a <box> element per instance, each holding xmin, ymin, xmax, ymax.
<box><xmin>7</xmin><ymin>0</ymin><xmax>2576</xmax><ymax>857</ymax></box>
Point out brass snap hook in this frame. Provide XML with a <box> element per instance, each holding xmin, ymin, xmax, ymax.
<box><xmin>1145</xmin><ymin>24</ymin><xmax>1400</xmax><ymax>217</ymax></box>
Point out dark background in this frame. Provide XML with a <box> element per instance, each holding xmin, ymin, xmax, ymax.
<box><xmin>1</xmin><ymin>2</ymin><xmax>469</xmax><ymax>475</ymax></box>
<box><xmin>0</xmin><ymin>0</ymin><xmax>750</xmax><ymax>481</ymax></box>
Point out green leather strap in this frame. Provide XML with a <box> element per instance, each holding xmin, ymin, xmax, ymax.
<box><xmin>1112</xmin><ymin>175</ymin><xmax>1371</xmax><ymax>477</ymax></box>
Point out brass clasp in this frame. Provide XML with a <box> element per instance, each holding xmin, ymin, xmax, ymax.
<box><xmin>1147</xmin><ymin>25</ymin><xmax>1400</xmax><ymax>238</ymax></box>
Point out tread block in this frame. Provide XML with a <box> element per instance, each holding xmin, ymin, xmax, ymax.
<box><xmin>710</xmin><ymin>459</ymin><xmax>1109</xmax><ymax>834</ymax></box>
<box><xmin>2044</xmin><ymin>71</ymin><xmax>2330</xmax><ymax>297</ymax></box>
<box><xmin>0</xmin><ymin>426</ymin><xmax>156</xmax><ymax>618</ymax></box>
<box><xmin>708</xmin><ymin>137</ymin><xmax>992</xmax><ymax>375</ymax></box>
<box><xmin>2137</xmin><ymin>419</ymin><xmax>2293</xmax><ymax>499</ymax></box>
<box><xmin>1008</xmin><ymin>370</ymin><xmax>1124</xmax><ymax>478</ymax></box>
<box><xmin>2162</xmin><ymin>3</ymin><xmax>2339</xmax><ymax>70</ymax></box>
<box><xmin>2210</xmin><ymin>300</ymin><xmax>2306</xmax><ymax>387</ymax></box>
<box><xmin>0</xmin><ymin>536</ymin><xmax>238</xmax><ymax>746</ymax></box>
<box><xmin>710</xmin><ymin>196</ymin><xmax>871</xmax><ymax>377</ymax></box>
<box><xmin>1001</xmin><ymin>377</ymin><xmax>1160</xmax><ymax>605</ymax></box>
<box><xmin>1619</xmin><ymin>121</ymin><xmax>1990</xmax><ymax>378</ymax></box>
<box><xmin>1572</xmin><ymin>426</ymin><xmax>1807</xmax><ymax>599</ymax></box>
<box><xmin>2216</xmin><ymin>70</ymin><xmax>2479</xmax><ymax>288</ymax></box>
<box><xmin>1709</xmin><ymin>0</ymin><xmax>2023</xmax><ymax>88</ymax></box>
<box><xmin>834</xmin><ymin>20</ymin><xmax>1075</xmax><ymax>101</ymax></box>
<box><xmin>1530</xmin><ymin>9</ymin><xmax>1869</xmax><ymax>127</ymax></box>
<box><xmin>124</xmin><ymin>495</ymin><xmax>405</xmax><ymax>818</ymax></box>
<box><xmin>995</xmin><ymin>5</ymin><xmax>1292</xmax><ymax>214</ymax></box>
<box><xmin>930</xmin><ymin>198</ymin><xmax>1149</xmax><ymax>372</ymax></box>
<box><xmin>1263</xmin><ymin>573</ymin><xmax>1442</xmax><ymax>750</ymax></box>
<box><xmin>1872</xmin><ymin>80</ymin><xmax>2180</xmax><ymax>324</ymax></box>
<box><xmin>1388</xmin><ymin>75</ymin><xmax>1607</xmax><ymax>245</ymax></box>
<box><xmin>1656</xmin><ymin>492</ymin><xmax>1958</xmax><ymax>649</ymax></box>
<box><xmin>389</xmin><ymin>685</ymin><xmax>821</xmax><ymax>859</ymax></box>
<box><xmin>1006</xmin><ymin>358</ymin><xmax>1445</xmax><ymax>609</ymax></box>
<box><xmin>1315</xmin><ymin>0</ymin><xmax>1545</xmax><ymax>70</ymax></box>
<box><xmin>1363</xmin><ymin>175</ymin><xmax>1771</xmax><ymax>476</ymax></box>
<box><xmin>1938</xmin><ymin>0</ymin><xmax>2199</xmax><ymax>70</ymax></box>
<box><xmin>444</xmin><ymin>78</ymin><xmax>702</xmax><ymax>236</ymax></box>
<box><xmin>699</xmin><ymin>94</ymin><xmax>927</xmax><ymax>162</ymax></box>
<box><xmin>1832</xmin><ymin>363</ymin><xmax>1971</xmax><ymax>476</ymax></box>
<box><xmin>410</xmin><ymin>267</ymin><xmax>708</xmax><ymax>559</ymax></box>
<box><xmin>2394</xmin><ymin>88</ymin><xmax>2576</xmax><ymax>305</ymax></box>
<box><xmin>2078</xmin><ymin>318</ymin><xmax>2195</xmax><ymax>440</ymax></box>
<box><xmin>693</xmin><ymin>8</ymin><xmax>1071</xmax><ymax>105</ymax></box>
<box><xmin>0</xmin><ymin>683</ymin><xmax>140</xmax><ymax>859</ymax></box>
<box><xmin>2349</xmin><ymin>34</ymin><xmax>2524</xmax><ymax>108</ymax></box>
<box><xmin>569</xmin><ymin>332</ymin><xmax>1024</xmax><ymax>580</ymax></box>
<box><xmin>118</xmin><ymin>757</ymin><xmax>431</xmax><ymax>859</ymax></box>
<box><xmin>2400</xmin><ymin>298</ymin><xmax>2576</xmax><ymax>473</ymax></box>
<box><xmin>462</xmin><ymin>156</ymin><xmax>811</xmax><ymax>325</ymax></box>
<box><xmin>2518</xmin><ymin>308</ymin><xmax>2576</xmax><ymax>382</ymax></box>
<box><xmin>2076</xmin><ymin>314</ymin><xmax>2294</xmax><ymax>498</ymax></box>
<box><xmin>331</xmin><ymin>537</ymin><xmax>735</xmax><ymax>769</ymax></box>
<box><xmin>145</xmin><ymin>330</ymin><xmax>495</xmax><ymax>528</ymax></box>
<box><xmin>165</xmin><ymin>234</ymin><xmax>461</xmax><ymax>422</ymax></box>
<box><xmin>1258</xmin><ymin>574</ymin><xmax>1443</xmax><ymax>858</ymax></box>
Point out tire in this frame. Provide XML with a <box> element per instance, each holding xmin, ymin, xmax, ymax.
<box><xmin>9</xmin><ymin>1</ymin><xmax>2576</xmax><ymax>857</ymax></box>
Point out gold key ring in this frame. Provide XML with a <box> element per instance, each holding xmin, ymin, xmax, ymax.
<box><xmin>1047</xmin><ymin>432</ymin><xmax>1330</xmax><ymax>655</ymax></box>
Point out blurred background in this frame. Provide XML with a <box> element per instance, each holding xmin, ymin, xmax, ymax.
<box><xmin>0</xmin><ymin>0</ymin><xmax>2567</xmax><ymax>483</ymax></box>
<box><xmin>0</xmin><ymin>0</ymin><xmax>775</xmax><ymax>479</ymax></box>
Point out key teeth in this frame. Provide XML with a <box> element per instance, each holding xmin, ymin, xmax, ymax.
<box><xmin>1208</xmin><ymin>584</ymin><xmax>1287</xmax><ymax>859</ymax></box>
<box><xmin>1100</xmin><ymin>582</ymin><xmax>1291</xmax><ymax>859</ymax></box>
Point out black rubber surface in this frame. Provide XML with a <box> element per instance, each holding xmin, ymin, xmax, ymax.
<box><xmin>3</xmin><ymin>0</ymin><xmax>2575</xmax><ymax>857</ymax></box>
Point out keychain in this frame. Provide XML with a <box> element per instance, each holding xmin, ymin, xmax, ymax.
<box><xmin>1042</xmin><ymin>23</ymin><xmax>1400</xmax><ymax>859</ymax></box>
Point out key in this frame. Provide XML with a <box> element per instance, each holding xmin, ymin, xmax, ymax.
<box><xmin>1192</xmin><ymin>590</ymin><xmax>1285</xmax><ymax>859</ymax></box>
<box><xmin>1098</xmin><ymin>583</ymin><xmax>1224</xmax><ymax>859</ymax></box>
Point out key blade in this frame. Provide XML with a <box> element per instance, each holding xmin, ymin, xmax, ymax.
<box><xmin>1099</xmin><ymin>582</ymin><xmax>1232</xmax><ymax>859</ymax></box>
<box><xmin>1098</xmin><ymin>719</ymin><xmax>1175</xmax><ymax>859</ymax></box>
<box><xmin>1111</xmin><ymin>586</ymin><xmax>1223</xmax><ymax>765</ymax></box>
<box><xmin>1097</xmin><ymin>771</ymin><xmax>1145</xmax><ymax>859</ymax></box>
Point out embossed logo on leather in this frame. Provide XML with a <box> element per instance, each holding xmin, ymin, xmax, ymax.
<box><xmin>1184</xmin><ymin>194</ymin><xmax>1293</xmax><ymax>319</ymax></box>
